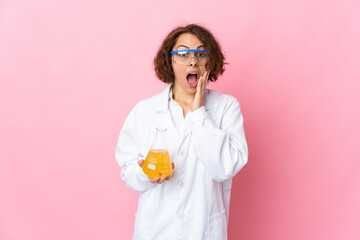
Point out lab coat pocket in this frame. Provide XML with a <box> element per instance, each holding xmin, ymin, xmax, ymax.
<box><xmin>133</xmin><ymin>213</ymin><xmax>150</xmax><ymax>240</ymax></box>
<box><xmin>208</xmin><ymin>209</ymin><xmax>227</xmax><ymax>240</ymax></box>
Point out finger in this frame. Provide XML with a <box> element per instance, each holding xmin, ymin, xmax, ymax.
<box><xmin>205</xmin><ymin>71</ymin><xmax>210</xmax><ymax>83</ymax></box>
<box><xmin>196</xmin><ymin>74</ymin><xmax>202</xmax><ymax>92</ymax></box>
<box><xmin>204</xmin><ymin>71</ymin><xmax>209</xmax><ymax>85</ymax></box>
<box><xmin>196</xmin><ymin>75</ymin><xmax>203</xmax><ymax>95</ymax></box>
<box><xmin>166</xmin><ymin>168</ymin><xmax>174</xmax><ymax>179</ymax></box>
<box><xmin>201</xmin><ymin>71</ymin><xmax>208</xmax><ymax>91</ymax></box>
<box><xmin>202</xmin><ymin>70</ymin><xmax>208</xmax><ymax>81</ymax></box>
<box><xmin>158</xmin><ymin>174</ymin><xmax>167</xmax><ymax>184</ymax></box>
<box><xmin>167</xmin><ymin>169</ymin><xmax>174</xmax><ymax>180</ymax></box>
<box><xmin>149</xmin><ymin>177</ymin><xmax>159</xmax><ymax>183</ymax></box>
<box><xmin>166</xmin><ymin>163</ymin><xmax>175</xmax><ymax>180</ymax></box>
<box><xmin>137</xmin><ymin>159</ymin><xmax>144</xmax><ymax>167</ymax></box>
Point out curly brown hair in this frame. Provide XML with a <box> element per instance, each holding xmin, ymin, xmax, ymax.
<box><xmin>154</xmin><ymin>24</ymin><xmax>226</xmax><ymax>83</ymax></box>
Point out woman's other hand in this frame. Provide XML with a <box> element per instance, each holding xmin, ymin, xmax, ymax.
<box><xmin>191</xmin><ymin>71</ymin><xmax>209</xmax><ymax>112</ymax></box>
<box><xmin>137</xmin><ymin>159</ymin><xmax>175</xmax><ymax>184</ymax></box>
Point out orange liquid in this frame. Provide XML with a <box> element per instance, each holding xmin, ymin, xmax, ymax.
<box><xmin>142</xmin><ymin>149</ymin><xmax>171</xmax><ymax>179</ymax></box>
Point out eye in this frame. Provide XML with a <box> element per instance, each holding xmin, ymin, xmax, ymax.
<box><xmin>177</xmin><ymin>51</ymin><xmax>188</xmax><ymax>57</ymax></box>
<box><xmin>197</xmin><ymin>52</ymin><xmax>206</xmax><ymax>57</ymax></box>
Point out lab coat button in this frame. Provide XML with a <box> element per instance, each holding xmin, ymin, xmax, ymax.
<box><xmin>178</xmin><ymin>180</ymin><xmax>183</xmax><ymax>186</ymax></box>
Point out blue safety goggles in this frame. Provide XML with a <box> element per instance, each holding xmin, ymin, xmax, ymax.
<box><xmin>170</xmin><ymin>49</ymin><xmax>208</xmax><ymax>66</ymax></box>
<box><xmin>169</xmin><ymin>49</ymin><xmax>208</xmax><ymax>54</ymax></box>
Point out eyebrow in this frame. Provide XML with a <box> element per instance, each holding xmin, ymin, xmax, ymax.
<box><xmin>177</xmin><ymin>44</ymin><xmax>204</xmax><ymax>49</ymax></box>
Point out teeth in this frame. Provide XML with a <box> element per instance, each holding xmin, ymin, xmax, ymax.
<box><xmin>187</xmin><ymin>72</ymin><xmax>198</xmax><ymax>79</ymax></box>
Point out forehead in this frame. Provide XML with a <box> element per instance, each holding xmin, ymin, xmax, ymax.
<box><xmin>174</xmin><ymin>33</ymin><xmax>204</xmax><ymax>48</ymax></box>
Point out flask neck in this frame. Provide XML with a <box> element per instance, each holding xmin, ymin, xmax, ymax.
<box><xmin>151</xmin><ymin>128</ymin><xmax>168</xmax><ymax>150</ymax></box>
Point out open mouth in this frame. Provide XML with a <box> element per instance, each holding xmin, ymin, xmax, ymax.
<box><xmin>186</xmin><ymin>72</ymin><xmax>198</xmax><ymax>88</ymax></box>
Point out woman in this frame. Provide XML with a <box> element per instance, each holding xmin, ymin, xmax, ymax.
<box><xmin>115</xmin><ymin>24</ymin><xmax>248</xmax><ymax>240</ymax></box>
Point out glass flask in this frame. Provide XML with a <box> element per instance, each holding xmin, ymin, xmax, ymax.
<box><xmin>142</xmin><ymin>128</ymin><xmax>172</xmax><ymax>179</ymax></box>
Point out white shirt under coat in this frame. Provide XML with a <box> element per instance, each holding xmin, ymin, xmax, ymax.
<box><xmin>115</xmin><ymin>83</ymin><xmax>248</xmax><ymax>240</ymax></box>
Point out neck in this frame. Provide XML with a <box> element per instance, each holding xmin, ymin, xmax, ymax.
<box><xmin>172</xmin><ymin>83</ymin><xmax>195</xmax><ymax>105</ymax></box>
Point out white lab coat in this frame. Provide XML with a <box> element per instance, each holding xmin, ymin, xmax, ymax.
<box><xmin>115</xmin><ymin>83</ymin><xmax>248</xmax><ymax>240</ymax></box>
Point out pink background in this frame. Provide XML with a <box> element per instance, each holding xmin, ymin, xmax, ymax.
<box><xmin>1</xmin><ymin>0</ymin><xmax>359</xmax><ymax>239</ymax></box>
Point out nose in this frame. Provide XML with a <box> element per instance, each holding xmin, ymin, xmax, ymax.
<box><xmin>189</xmin><ymin>56</ymin><xmax>197</xmax><ymax>67</ymax></box>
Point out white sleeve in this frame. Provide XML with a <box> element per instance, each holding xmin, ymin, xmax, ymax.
<box><xmin>189</xmin><ymin>98</ymin><xmax>248</xmax><ymax>182</ymax></box>
<box><xmin>115</xmin><ymin>105</ymin><xmax>154</xmax><ymax>192</ymax></box>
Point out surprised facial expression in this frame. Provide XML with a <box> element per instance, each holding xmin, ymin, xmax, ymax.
<box><xmin>171</xmin><ymin>33</ymin><xmax>208</xmax><ymax>94</ymax></box>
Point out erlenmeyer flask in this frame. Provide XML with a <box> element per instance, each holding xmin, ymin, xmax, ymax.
<box><xmin>142</xmin><ymin>128</ymin><xmax>172</xmax><ymax>179</ymax></box>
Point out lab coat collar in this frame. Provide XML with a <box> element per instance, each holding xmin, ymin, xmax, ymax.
<box><xmin>155</xmin><ymin>82</ymin><xmax>210</xmax><ymax>112</ymax></box>
<box><xmin>155</xmin><ymin>83</ymin><xmax>172</xmax><ymax>113</ymax></box>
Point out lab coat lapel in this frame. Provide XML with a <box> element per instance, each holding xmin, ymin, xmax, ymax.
<box><xmin>154</xmin><ymin>83</ymin><xmax>180</xmax><ymax>145</ymax></box>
